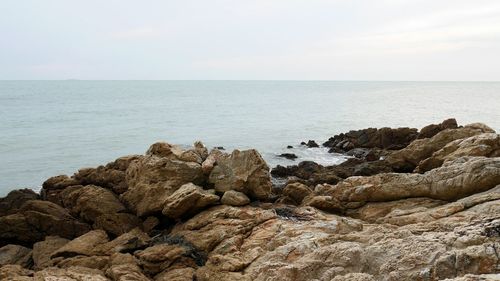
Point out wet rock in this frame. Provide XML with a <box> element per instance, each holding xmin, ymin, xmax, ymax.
<box><xmin>287</xmin><ymin>145</ymin><xmax>293</xmax><ymax>149</ymax></box>
<box><xmin>209</xmin><ymin>149</ymin><xmax>272</xmax><ymax>200</ymax></box>
<box><xmin>324</xmin><ymin>126</ymin><xmax>418</xmax><ymax>151</ymax></box>
<box><xmin>0</xmin><ymin>245</ymin><xmax>32</xmax><ymax>268</ymax></box>
<box><xmin>162</xmin><ymin>183</ymin><xmax>220</xmax><ymax>219</ymax></box>
<box><xmin>303</xmin><ymin>140</ymin><xmax>319</xmax><ymax>148</ymax></box>
<box><xmin>278</xmin><ymin>153</ymin><xmax>298</xmax><ymax>160</ymax></box>
<box><xmin>221</xmin><ymin>190</ymin><xmax>250</xmax><ymax>206</ymax></box>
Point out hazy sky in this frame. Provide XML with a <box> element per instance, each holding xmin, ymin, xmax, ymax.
<box><xmin>1</xmin><ymin>0</ymin><xmax>500</xmax><ymax>80</ymax></box>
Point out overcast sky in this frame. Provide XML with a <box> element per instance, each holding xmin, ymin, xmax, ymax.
<box><xmin>1</xmin><ymin>0</ymin><xmax>500</xmax><ymax>80</ymax></box>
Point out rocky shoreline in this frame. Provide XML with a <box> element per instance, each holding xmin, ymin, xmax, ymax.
<box><xmin>1</xmin><ymin>119</ymin><xmax>499</xmax><ymax>280</ymax></box>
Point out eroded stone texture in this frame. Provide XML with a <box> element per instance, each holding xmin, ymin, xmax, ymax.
<box><xmin>208</xmin><ymin>149</ymin><xmax>272</xmax><ymax>200</ymax></box>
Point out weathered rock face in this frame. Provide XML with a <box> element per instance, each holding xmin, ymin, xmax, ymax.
<box><xmin>306</xmin><ymin>157</ymin><xmax>500</xmax><ymax>211</ymax></box>
<box><xmin>0</xmin><ymin>200</ymin><xmax>90</xmax><ymax>247</ymax></box>
<box><xmin>209</xmin><ymin>149</ymin><xmax>272</xmax><ymax>200</ymax></box>
<box><xmin>162</xmin><ymin>183</ymin><xmax>220</xmax><ymax>219</ymax></box>
<box><xmin>386</xmin><ymin>123</ymin><xmax>495</xmax><ymax>172</ymax></box>
<box><xmin>32</xmin><ymin>236</ymin><xmax>69</xmax><ymax>269</ymax></box>
<box><xmin>122</xmin><ymin>143</ymin><xmax>206</xmax><ymax>217</ymax></box>
<box><xmin>415</xmin><ymin>132</ymin><xmax>500</xmax><ymax>173</ymax></box>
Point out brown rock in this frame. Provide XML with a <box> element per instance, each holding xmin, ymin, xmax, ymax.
<box><xmin>0</xmin><ymin>264</ymin><xmax>33</xmax><ymax>280</ymax></box>
<box><xmin>51</xmin><ymin>230</ymin><xmax>109</xmax><ymax>259</ymax></box>
<box><xmin>209</xmin><ymin>149</ymin><xmax>272</xmax><ymax>200</ymax></box>
<box><xmin>122</xmin><ymin>152</ymin><xmax>205</xmax><ymax>217</ymax></box>
<box><xmin>418</xmin><ymin>118</ymin><xmax>458</xmax><ymax>139</ymax></box>
<box><xmin>220</xmin><ymin>190</ymin><xmax>250</xmax><ymax>206</ymax></box>
<box><xmin>0</xmin><ymin>200</ymin><xmax>90</xmax><ymax>246</ymax></box>
<box><xmin>282</xmin><ymin>182</ymin><xmax>312</xmax><ymax>204</ymax></box>
<box><xmin>155</xmin><ymin>267</ymin><xmax>195</xmax><ymax>281</ymax></box>
<box><xmin>162</xmin><ymin>183</ymin><xmax>220</xmax><ymax>219</ymax></box>
<box><xmin>386</xmin><ymin>123</ymin><xmax>495</xmax><ymax>172</ymax></box>
<box><xmin>32</xmin><ymin>236</ymin><xmax>69</xmax><ymax>269</ymax></box>
<box><xmin>34</xmin><ymin>266</ymin><xmax>108</xmax><ymax>280</ymax></box>
<box><xmin>0</xmin><ymin>189</ymin><xmax>39</xmax><ymax>216</ymax></box>
<box><xmin>415</xmin><ymin>133</ymin><xmax>500</xmax><ymax>173</ymax></box>
<box><xmin>93</xmin><ymin>213</ymin><xmax>142</xmax><ymax>237</ymax></box>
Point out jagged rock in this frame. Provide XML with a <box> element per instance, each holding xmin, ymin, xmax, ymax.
<box><xmin>60</xmin><ymin>185</ymin><xmax>126</xmax><ymax>224</ymax></box>
<box><xmin>386</xmin><ymin>123</ymin><xmax>495</xmax><ymax>172</ymax></box>
<box><xmin>96</xmin><ymin>228</ymin><xmax>150</xmax><ymax>255</ymax></box>
<box><xmin>209</xmin><ymin>149</ymin><xmax>272</xmax><ymax>200</ymax></box>
<box><xmin>143</xmin><ymin>216</ymin><xmax>160</xmax><ymax>233</ymax></box>
<box><xmin>0</xmin><ymin>200</ymin><xmax>90</xmax><ymax>247</ymax></box>
<box><xmin>93</xmin><ymin>213</ymin><xmax>142</xmax><ymax>237</ymax></box>
<box><xmin>323</xmin><ymin>126</ymin><xmax>418</xmax><ymax>151</ymax></box>
<box><xmin>51</xmin><ymin>230</ymin><xmax>109</xmax><ymax>259</ymax></box>
<box><xmin>0</xmin><ymin>189</ymin><xmax>39</xmax><ymax>216</ymax></box>
<box><xmin>220</xmin><ymin>190</ymin><xmax>250</xmax><ymax>206</ymax></box>
<box><xmin>73</xmin><ymin>155</ymin><xmax>141</xmax><ymax>194</ymax></box>
<box><xmin>201</xmin><ymin>149</ymin><xmax>225</xmax><ymax>175</ymax></box>
<box><xmin>303</xmin><ymin>140</ymin><xmax>319</xmax><ymax>148</ymax></box>
<box><xmin>135</xmin><ymin>244</ymin><xmax>191</xmax><ymax>275</ymax></box>
<box><xmin>308</xmin><ymin>157</ymin><xmax>500</xmax><ymax>211</ymax></box>
<box><xmin>162</xmin><ymin>183</ymin><xmax>220</xmax><ymax>219</ymax></box>
<box><xmin>0</xmin><ymin>245</ymin><xmax>32</xmax><ymax>268</ymax></box>
<box><xmin>415</xmin><ymin>133</ymin><xmax>500</xmax><ymax>173</ymax></box>
<box><xmin>122</xmin><ymin>149</ymin><xmax>205</xmax><ymax>216</ymax></box>
<box><xmin>32</xmin><ymin>236</ymin><xmax>69</xmax><ymax>270</ymax></box>
<box><xmin>418</xmin><ymin>118</ymin><xmax>458</xmax><ymax>139</ymax></box>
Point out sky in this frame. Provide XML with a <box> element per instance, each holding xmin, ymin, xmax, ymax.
<box><xmin>1</xmin><ymin>0</ymin><xmax>500</xmax><ymax>80</ymax></box>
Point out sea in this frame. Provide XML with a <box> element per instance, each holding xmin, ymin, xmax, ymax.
<box><xmin>1</xmin><ymin>81</ymin><xmax>499</xmax><ymax>196</ymax></box>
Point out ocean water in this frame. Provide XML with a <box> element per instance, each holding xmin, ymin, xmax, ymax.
<box><xmin>1</xmin><ymin>81</ymin><xmax>500</xmax><ymax>196</ymax></box>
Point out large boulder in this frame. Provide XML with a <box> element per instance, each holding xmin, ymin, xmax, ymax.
<box><xmin>208</xmin><ymin>149</ymin><xmax>272</xmax><ymax>200</ymax></box>
<box><xmin>122</xmin><ymin>143</ymin><xmax>205</xmax><ymax>217</ymax></box>
<box><xmin>162</xmin><ymin>183</ymin><xmax>220</xmax><ymax>219</ymax></box>
<box><xmin>0</xmin><ymin>200</ymin><xmax>90</xmax><ymax>247</ymax></box>
<box><xmin>386</xmin><ymin>123</ymin><xmax>495</xmax><ymax>172</ymax></box>
<box><xmin>60</xmin><ymin>185</ymin><xmax>126</xmax><ymax>223</ymax></box>
<box><xmin>415</xmin><ymin>133</ymin><xmax>500</xmax><ymax>173</ymax></box>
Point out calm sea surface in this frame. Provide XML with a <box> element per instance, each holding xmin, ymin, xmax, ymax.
<box><xmin>1</xmin><ymin>81</ymin><xmax>499</xmax><ymax>196</ymax></box>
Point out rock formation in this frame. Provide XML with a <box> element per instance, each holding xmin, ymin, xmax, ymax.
<box><xmin>1</xmin><ymin>120</ymin><xmax>499</xmax><ymax>280</ymax></box>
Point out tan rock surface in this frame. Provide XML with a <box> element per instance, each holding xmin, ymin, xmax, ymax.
<box><xmin>208</xmin><ymin>149</ymin><xmax>272</xmax><ymax>200</ymax></box>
